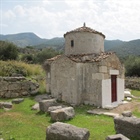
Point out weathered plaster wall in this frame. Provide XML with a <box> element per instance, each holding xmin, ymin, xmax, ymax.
<box><xmin>50</xmin><ymin>56</ymin><xmax>78</xmax><ymax>104</ymax></box>
<box><xmin>98</xmin><ymin>53</ymin><xmax>124</xmax><ymax>79</ymax></box>
<box><xmin>76</xmin><ymin>63</ymin><xmax>102</xmax><ymax>106</ymax></box>
<box><xmin>65</xmin><ymin>32</ymin><xmax>104</xmax><ymax>56</ymax></box>
<box><xmin>45</xmin><ymin>54</ymin><xmax>124</xmax><ymax>107</ymax></box>
<box><xmin>0</xmin><ymin>77</ymin><xmax>39</xmax><ymax>98</ymax></box>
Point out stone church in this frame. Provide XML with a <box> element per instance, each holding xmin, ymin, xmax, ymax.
<box><xmin>44</xmin><ymin>23</ymin><xmax>124</xmax><ymax>108</ymax></box>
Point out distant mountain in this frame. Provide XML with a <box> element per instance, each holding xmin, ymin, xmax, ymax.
<box><xmin>0</xmin><ymin>32</ymin><xmax>47</xmax><ymax>47</ymax></box>
<box><xmin>104</xmin><ymin>39</ymin><xmax>140</xmax><ymax>57</ymax></box>
<box><xmin>34</xmin><ymin>37</ymin><xmax>65</xmax><ymax>51</ymax></box>
<box><xmin>0</xmin><ymin>32</ymin><xmax>140</xmax><ymax>57</ymax></box>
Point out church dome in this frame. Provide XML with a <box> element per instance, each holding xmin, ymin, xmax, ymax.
<box><xmin>64</xmin><ymin>23</ymin><xmax>105</xmax><ymax>56</ymax></box>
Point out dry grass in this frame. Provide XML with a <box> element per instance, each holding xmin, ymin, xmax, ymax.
<box><xmin>0</xmin><ymin>60</ymin><xmax>43</xmax><ymax>77</ymax></box>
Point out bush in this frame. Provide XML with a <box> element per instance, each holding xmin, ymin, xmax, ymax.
<box><xmin>0</xmin><ymin>41</ymin><xmax>18</xmax><ymax>60</ymax></box>
<box><xmin>21</xmin><ymin>54</ymin><xmax>35</xmax><ymax>63</ymax></box>
<box><xmin>0</xmin><ymin>60</ymin><xmax>43</xmax><ymax>77</ymax></box>
<box><xmin>124</xmin><ymin>56</ymin><xmax>140</xmax><ymax>77</ymax></box>
<box><xmin>34</xmin><ymin>48</ymin><xmax>61</xmax><ymax>64</ymax></box>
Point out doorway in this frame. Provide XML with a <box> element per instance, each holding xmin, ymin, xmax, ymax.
<box><xmin>111</xmin><ymin>75</ymin><xmax>117</xmax><ymax>102</ymax></box>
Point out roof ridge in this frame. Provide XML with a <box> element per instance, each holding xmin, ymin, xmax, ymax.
<box><xmin>64</xmin><ymin>25</ymin><xmax>105</xmax><ymax>38</ymax></box>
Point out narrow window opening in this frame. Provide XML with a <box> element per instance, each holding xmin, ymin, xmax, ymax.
<box><xmin>71</xmin><ymin>40</ymin><xmax>74</xmax><ymax>47</ymax></box>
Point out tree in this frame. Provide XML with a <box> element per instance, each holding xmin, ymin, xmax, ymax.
<box><xmin>34</xmin><ymin>48</ymin><xmax>61</xmax><ymax>64</ymax></box>
<box><xmin>21</xmin><ymin>54</ymin><xmax>35</xmax><ymax>63</ymax></box>
<box><xmin>124</xmin><ymin>56</ymin><xmax>140</xmax><ymax>77</ymax></box>
<box><xmin>0</xmin><ymin>41</ymin><xmax>18</xmax><ymax>60</ymax></box>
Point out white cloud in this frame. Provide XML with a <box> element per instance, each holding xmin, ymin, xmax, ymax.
<box><xmin>14</xmin><ymin>5</ymin><xmax>26</xmax><ymax>17</ymax></box>
<box><xmin>1</xmin><ymin>0</ymin><xmax>140</xmax><ymax>40</ymax></box>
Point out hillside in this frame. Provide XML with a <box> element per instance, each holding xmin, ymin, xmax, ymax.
<box><xmin>0</xmin><ymin>33</ymin><xmax>47</xmax><ymax>47</ymax></box>
<box><xmin>0</xmin><ymin>32</ymin><xmax>140</xmax><ymax>57</ymax></box>
<box><xmin>104</xmin><ymin>39</ymin><xmax>140</xmax><ymax>57</ymax></box>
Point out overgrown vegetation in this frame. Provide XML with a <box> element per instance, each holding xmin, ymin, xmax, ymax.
<box><xmin>0</xmin><ymin>60</ymin><xmax>42</xmax><ymax>77</ymax></box>
<box><xmin>124</xmin><ymin>56</ymin><xmax>140</xmax><ymax>77</ymax></box>
<box><xmin>0</xmin><ymin>41</ymin><xmax>18</xmax><ymax>61</ymax></box>
<box><xmin>20</xmin><ymin>47</ymin><xmax>62</xmax><ymax>64</ymax></box>
<box><xmin>0</xmin><ymin>60</ymin><xmax>46</xmax><ymax>94</ymax></box>
<box><xmin>33</xmin><ymin>48</ymin><xmax>61</xmax><ymax>64</ymax></box>
<box><xmin>0</xmin><ymin>41</ymin><xmax>62</xmax><ymax>64</ymax></box>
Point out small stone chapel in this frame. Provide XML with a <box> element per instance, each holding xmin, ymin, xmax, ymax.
<box><xmin>44</xmin><ymin>23</ymin><xmax>124</xmax><ymax>108</ymax></box>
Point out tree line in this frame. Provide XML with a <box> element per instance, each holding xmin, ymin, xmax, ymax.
<box><xmin>0</xmin><ymin>41</ymin><xmax>62</xmax><ymax>64</ymax></box>
<box><xmin>0</xmin><ymin>40</ymin><xmax>140</xmax><ymax>77</ymax></box>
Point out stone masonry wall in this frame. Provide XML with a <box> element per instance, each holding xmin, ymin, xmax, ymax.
<box><xmin>125</xmin><ymin>77</ymin><xmax>140</xmax><ymax>90</ymax></box>
<box><xmin>65</xmin><ymin>32</ymin><xmax>104</xmax><ymax>56</ymax></box>
<box><xmin>0</xmin><ymin>77</ymin><xmax>39</xmax><ymax>98</ymax></box>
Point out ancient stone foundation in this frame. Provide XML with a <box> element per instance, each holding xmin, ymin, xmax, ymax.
<box><xmin>125</xmin><ymin>77</ymin><xmax>140</xmax><ymax>90</ymax></box>
<box><xmin>0</xmin><ymin>77</ymin><xmax>39</xmax><ymax>98</ymax></box>
<box><xmin>114</xmin><ymin>116</ymin><xmax>140</xmax><ymax>139</ymax></box>
<box><xmin>46</xmin><ymin>122</ymin><xmax>90</xmax><ymax>140</ymax></box>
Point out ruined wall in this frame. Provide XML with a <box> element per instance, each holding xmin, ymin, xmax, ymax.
<box><xmin>65</xmin><ymin>32</ymin><xmax>104</xmax><ymax>56</ymax></box>
<box><xmin>0</xmin><ymin>77</ymin><xmax>39</xmax><ymax>98</ymax></box>
<box><xmin>125</xmin><ymin>77</ymin><xmax>140</xmax><ymax>90</ymax></box>
<box><xmin>114</xmin><ymin>116</ymin><xmax>140</xmax><ymax>138</ymax></box>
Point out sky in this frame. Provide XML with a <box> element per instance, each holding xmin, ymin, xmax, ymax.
<box><xmin>0</xmin><ymin>0</ymin><xmax>140</xmax><ymax>41</ymax></box>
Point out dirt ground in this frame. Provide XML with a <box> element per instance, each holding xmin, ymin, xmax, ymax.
<box><xmin>110</xmin><ymin>100</ymin><xmax>140</xmax><ymax>114</ymax></box>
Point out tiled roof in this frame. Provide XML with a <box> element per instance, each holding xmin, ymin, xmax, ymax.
<box><xmin>47</xmin><ymin>52</ymin><xmax>114</xmax><ymax>63</ymax></box>
<box><xmin>68</xmin><ymin>52</ymin><xmax>114</xmax><ymax>63</ymax></box>
<box><xmin>64</xmin><ymin>23</ymin><xmax>105</xmax><ymax>38</ymax></box>
<box><xmin>47</xmin><ymin>55</ymin><xmax>61</xmax><ymax>62</ymax></box>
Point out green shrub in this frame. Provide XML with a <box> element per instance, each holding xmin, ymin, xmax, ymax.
<box><xmin>21</xmin><ymin>54</ymin><xmax>35</xmax><ymax>63</ymax></box>
<box><xmin>0</xmin><ymin>41</ymin><xmax>18</xmax><ymax>60</ymax></box>
<box><xmin>124</xmin><ymin>56</ymin><xmax>140</xmax><ymax>77</ymax></box>
<box><xmin>34</xmin><ymin>48</ymin><xmax>61</xmax><ymax>64</ymax></box>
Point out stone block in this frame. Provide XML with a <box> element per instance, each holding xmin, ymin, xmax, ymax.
<box><xmin>0</xmin><ymin>77</ymin><xmax>40</xmax><ymax>98</ymax></box>
<box><xmin>92</xmin><ymin>73</ymin><xmax>104</xmax><ymax>80</ymax></box>
<box><xmin>99</xmin><ymin>66</ymin><xmax>107</xmax><ymax>73</ymax></box>
<box><xmin>106</xmin><ymin>133</ymin><xmax>130</xmax><ymax>140</ymax></box>
<box><xmin>126</xmin><ymin>97</ymin><xmax>132</xmax><ymax>101</ymax></box>
<box><xmin>46</xmin><ymin>122</ymin><xmax>90</xmax><ymax>140</ymax></box>
<box><xmin>10</xmin><ymin>92</ymin><xmax>20</xmax><ymax>98</ymax></box>
<box><xmin>21</xmin><ymin>81</ymin><xmax>30</xmax><ymax>90</ymax></box>
<box><xmin>4</xmin><ymin>92</ymin><xmax>11</xmax><ymax>98</ymax></box>
<box><xmin>124</xmin><ymin>90</ymin><xmax>132</xmax><ymax>98</ymax></box>
<box><xmin>0</xmin><ymin>91</ymin><xmax>7</xmax><ymax>97</ymax></box>
<box><xmin>30</xmin><ymin>82</ymin><xmax>39</xmax><ymax>90</ymax></box>
<box><xmin>122</xmin><ymin>111</ymin><xmax>132</xmax><ymax>117</ymax></box>
<box><xmin>0</xmin><ymin>102</ymin><xmax>4</xmax><ymax>109</ymax></box>
<box><xmin>50</xmin><ymin>107</ymin><xmax>75</xmax><ymax>122</ymax></box>
<box><xmin>12</xmin><ymin>98</ymin><xmax>24</xmax><ymax>104</ymax></box>
<box><xmin>47</xmin><ymin>106</ymin><xmax>62</xmax><ymax>114</ymax></box>
<box><xmin>114</xmin><ymin>116</ymin><xmax>140</xmax><ymax>138</ymax></box>
<box><xmin>39</xmin><ymin>99</ymin><xmax>57</xmax><ymax>112</ymax></box>
<box><xmin>3</xmin><ymin>102</ymin><xmax>12</xmax><ymax>109</ymax></box>
<box><xmin>30</xmin><ymin>88</ymin><xmax>39</xmax><ymax>95</ymax></box>
<box><xmin>21</xmin><ymin>91</ymin><xmax>29</xmax><ymax>96</ymax></box>
<box><xmin>0</xmin><ymin>82</ymin><xmax>8</xmax><ymax>91</ymax></box>
<box><xmin>8</xmin><ymin>82</ymin><xmax>21</xmax><ymax>90</ymax></box>
<box><xmin>31</xmin><ymin>103</ymin><xmax>40</xmax><ymax>110</ymax></box>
